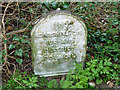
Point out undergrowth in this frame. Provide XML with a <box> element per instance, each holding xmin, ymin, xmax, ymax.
<box><xmin>1</xmin><ymin>1</ymin><xmax>119</xmax><ymax>89</ymax></box>
<box><xmin>3</xmin><ymin>57</ymin><xmax>119</xmax><ymax>88</ymax></box>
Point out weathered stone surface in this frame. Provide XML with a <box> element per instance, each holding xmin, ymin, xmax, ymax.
<box><xmin>31</xmin><ymin>11</ymin><xmax>87</xmax><ymax>77</ymax></box>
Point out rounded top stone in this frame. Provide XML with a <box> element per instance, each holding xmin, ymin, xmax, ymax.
<box><xmin>31</xmin><ymin>10</ymin><xmax>87</xmax><ymax>77</ymax></box>
<box><xmin>31</xmin><ymin>10</ymin><xmax>86</xmax><ymax>36</ymax></box>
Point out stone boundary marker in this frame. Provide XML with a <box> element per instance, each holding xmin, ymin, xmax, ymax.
<box><xmin>31</xmin><ymin>10</ymin><xmax>87</xmax><ymax>77</ymax></box>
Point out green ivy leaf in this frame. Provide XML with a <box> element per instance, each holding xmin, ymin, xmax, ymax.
<box><xmin>16</xmin><ymin>58</ymin><xmax>23</xmax><ymax>65</ymax></box>
<box><xmin>25</xmin><ymin>53</ymin><xmax>29</xmax><ymax>58</ymax></box>
<box><xmin>26</xmin><ymin>40</ymin><xmax>30</xmax><ymax>44</ymax></box>
<box><xmin>28</xmin><ymin>26</ymin><xmax>33</xmax><ymax>30</ymax></box>
<box><xmin>3</xmin><ymin>39</ymin><xmax>7</xmax><ymax>44</ymax></box>
<box><xmin>22</xmin><ymin>80</ymin><xmax>28</xmax><ymax>84</ymax></box>
<box><xmin>104</xmin><ymin>62</ymin><xmax>107</xmax><ymax>65</ymax></box>
<box><xmin>33</xmin><ymin>84</ymin><xmax>39</xmax><ymax>87</ymax></box>
<box><xmin>114</xmin><ymin>57</ymin><xmax>118</xmax><ymax>62</ymax></box>
<box><xmin>86</xmin><ymin>62</ymin><xmax>91</xmax><ymax>66</ymax></box>
<box><xmin>29</xmin><ymin>78</ymin><xmax>32</xmax><ymax>82</ymax></box>
<box><xmin>63</xmin><ymin>3</ymin><xmax>69</xmax><ymax>9</ymax></box>
<box><xmin>96</xmin><ymin>79</ymin><xmax>103</xmax><ymax>84</ymax></box>
<box><xmin>0</xmin><ymin>50</ymin><xmax>7</xmax><ymax>55</ymax></box>
<box><xmin>13</xmin><ymin>36</ymin><xmax>20</xmax><ymax>41</ymax></box>
<box><xmin>14</xmin><ymin>27</ymin><xmax>18</xmax><ymax>30</ymax></box>
<box><xmin>0</xmin><ymin>59</ymin><xmax>5</xmax><ymax>64</ymax></box>
<box><xmin>9</xmin><ymin>44</ymin><xmax>15</xmax><ymax>50</ymax></box>
<box><xmin>22</xmin><ymin>35</ymin><xmax>28</xmax><ymax>38</ymax></box>
<box><xmin>107</xmin><ymin>62</ymin><xmax>112</xmax><ymax>66</ymax></box>
<box><xmin>29</xmin><ymin>8</ymin><xmax>33</xmax><ymax>13</ymax></box>
<box><xmin>15</xmin><ymin>49</ymin><xmax>23</xmax><ymax>57</ymax></box>
<box><xmin>51</xmin><ymin>2</ymin><xmax>57</xmax><ymax>9</ymax></box>
<box><xmin>21</xmin><ymin>39</ymin><xmax>26</xmax><ymax>43</ymax></box>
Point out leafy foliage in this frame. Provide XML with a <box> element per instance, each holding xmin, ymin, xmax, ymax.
<box><xmin>1</xmin><ymin>2</ymin><xmax>119</xmax><ymax>89</ymax></box>
<box><xmin>3</xmin><ymin>69</ymin><xmax>47</xmax><ymax>88</ymax></box>
<box><xmin>47</xmin><ymin>79</ymin><xmax>58</xmax><ymax>88</ymax></box>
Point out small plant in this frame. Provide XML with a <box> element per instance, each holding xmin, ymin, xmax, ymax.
<box><xmin>3</xmin><ymin>69</ymin><xmax>44</xmax><ymax>88</ymax></box>
<box><xmin>59</xmin><ymin>57</ymin><xmax>119</xmax><ymax>88</ymax></box>
<box><xmin>4</xmin><ymin>70</ymin><xmax>25</xmax><ymax>88</ymax></box>
<box><xmin>59</xmin><ymin>63</ymin><xmax>89</xmax><ymax>88</ymax></box>
<box><xmin>47</xmin><ymin>79</ymin><xmax>58</xmax><ymax>88</ymax></box>
<box><xmin>86</xmin><ymin>58</ymin><xmax>119</xmax><ymax>85</ymax></box>
<box><xmin>22</xmin><ymin>77</ymin><xmax>39</xmax><ymax>88</ymax></box>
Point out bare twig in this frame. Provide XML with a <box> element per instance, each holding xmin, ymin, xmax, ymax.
<box><xmin>21</xmin><ymin>9</ymin><xmax>36</xmax><ymax>14</ymax></box>
<box><xmin>5</xmin><ymin>63</ymin><xmax>12</xmax><ymax>74</ymax></box>
<box><xmin>6</xmin><ymin>56</ymin><xmax>24</xmax><ymax>87</ymax></box>
<box><xmin>0</xmin><ymin>4</ymin><xmax>36</xmax><ymax>16</ymax></box>
<box><xmin>21</xmin><ymin>2</ymin><xmax>31</xmax><ymax>9</ymax></box>
<box><xmin>7</xmin><ymin>61</ymin><xmax>24</xmax><ymax>87</ymax></box>
<box><xmin>0</xmin><ymin>9</ymin><xmax>17</xmax><ymax>16</ymax></box>
<box><xmin>70</xmin><ymin>4</ymin><xmax>81</xmax><ymax>12</ymax></box>
<box><xmin>1</xmin><ymin>3</ymin><xmax>12</xmax><ymax>67</ymax></box>
<box><xmin>6</xmin><ymin>28</ymin><xmax>30</xmax><ymax>35</ymax></box>
<box><xmin>13</xmin><ymin>76</ymin><xmax>25</xmax><ymax>88</ymax></box>
<box><xmin>7</xmin><ymin>55</ymin><xmax>16</xmax><ymax>60</ymax></box>
<box><xmin>9</xmin><ymin>50</ymin><xmax>15</xmax><ymax>55</ymax></box>
<box><xmin>17</xmin><ymin>1</ymin><xmax>20</xmax><ymax>14</ymax></box>
<box><xmin>0</xmin><ymin>32</ymin><xmax>7</xmax><ymax>40</ymax></box>
<box><xmin>2</xmin><ymin>2</ymin><xmax>12</xmax><ymax>67</ymax></box>
<box><xmin>11</xmin><ymin>63</ymin><xmax>25</xmax><ymax>88</ymax></box>
<box><xmin>3</xmin><ymin>41</ymin><xmax>7</xmax><ymax>66</ymax></box>
<box><xmin>2</xmin><ymin>68</ymin><xmax>11</xmax><ymax>79</ymax></box>
<box><xmin>2</xmin><ymin>2</ymin><xmax>12</xmax><ymax>31</ymax></box>
<box><xmin>6</xmin><ymin>14</ymin><xmax>42</xmax><ymax>35</ymax></box>
<box><xmin>7</xmin><ymin>61</ymin><xmax>16</xmax><ymax>74</ymax></box>
<box><xmin>24</xmin><ymin>62</ymin><xmax>31</xmax><ymax>69</ymax></box>
<box><xmin>23</xmin><ymin>2</ymin><xmax>38</xmax><ymax>10</ymax></box>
